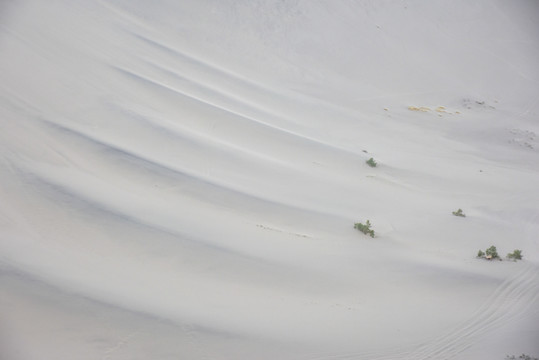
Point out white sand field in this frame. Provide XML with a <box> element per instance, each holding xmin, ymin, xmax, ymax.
<box><xmin>1</xmin><ymin>1</ymin><xmax>538</xmax><ymax>359</ymax></box>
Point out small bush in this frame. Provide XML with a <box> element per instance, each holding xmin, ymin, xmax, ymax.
<box><xmin>354</xmin><ymin>220</ymin><xmax>375</xmax><ymax>238</ymax></box>
<box><xmin>485</xmin><ymin>245</ymin><xmax>499</xmax><ymax>259</ymax></box>
<box><xmin>477</xmin><ymin>250</ymin><xmax>485</xmax><ymax>258</ymax></box>
<box><xmin>366</xmin><ymin>158</ymin><xmax>377</xmax><ymax>167</ymax></box>
<box><xmin>507</xmin><ymin>249</ymin><xmax>523</xmax><ymax>260</ymax></box>
<box><xmin>506</xmin><ymin>354</ymin><xmax>538</xmax><ymax>360</ymax></box>
<box><xmin>452</xmin><ymin>208</ymin><xmax>466</xmax><ymax>217</ymax></box>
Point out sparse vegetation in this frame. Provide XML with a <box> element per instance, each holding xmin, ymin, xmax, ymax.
<box><xmin>477</xmin><ymin>246</ymin><xmax>524</xmax><ymax>262</ymax></box>
<box><xmin>485</xmin><ymin>245</ymin><xmax>499</xmax><ymax>259</ymax></box>
<box><xmin>354</xmin><ymin>220</ymin><xmax>375</xmax><ymax>238</ymax></box>
<box><xmin>506</xmin><ymin>354</ymin><xmax>538</xmax><ymax>360</ymax></box>
<box><xmin>366</xmin><ymin>158</ymin><xmax>377</xmax><ymax>167</ymax></box>
<box><xmin>477</xmin><ymin>246</ymin><xmax>500</xmax><ymax>260</ymax></box>
<box><xmin>452</xmin><ymin>208</ymin><xmax>466</xmax><ymax>217</ymax></box>
<box><xmin>507</xmin><ymin>249</ymin><xmax>523</xmax><ymax>261</ymax></box>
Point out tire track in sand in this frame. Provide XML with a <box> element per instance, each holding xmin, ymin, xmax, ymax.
<box><xmin>405</xmin><ymin>263</ymin><xmax>539</xmax><ymax>360</ymax></box>
<box><xmin>308</xmin><ymin>263</ymin><xmax>539</xmax><ymax>360</ymax></box>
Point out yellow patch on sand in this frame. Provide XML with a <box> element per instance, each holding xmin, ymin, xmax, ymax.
<box><xmin>408</xmin><ymin>106</ymin><xmax>431</xmax><ymax>112</ymax></box>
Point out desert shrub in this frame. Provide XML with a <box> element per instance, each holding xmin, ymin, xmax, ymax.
<box><xmin>507</xmin><ymin>249</ymin><xmax>523</xmax><ymax>260</ymax></box>
<box><xmin>506</xmin><ymin>355</ymin><xmax>538</xmax><ymax>360</ymax></box>
<box><xmin>366</xmin><ymin>158</ymin><xmax>377</xmax><ymax>167</ymax></box>
<box><xmin>485</xmin><ymin>245</ymin><xmax>499</xmax><ymax>259</ymax></box>
<box><xmin>452</xmin><ymin>208</ymin><xmax>466</xmax><ymax>217</ymax></box>
<box><xmin>354</xmin><ymin>220</ymin><xmax>375</xmax><ymax>238</ymax></box>
<box><xmin>477</xmin><ymin>250</ymin><xmax>485</xmax><ymax>258</ymax></box>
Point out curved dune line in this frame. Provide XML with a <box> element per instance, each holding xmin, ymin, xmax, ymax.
<box><xmin>128</xmin><ymin>31</ymin><xmax>360</xmax><ymax>125</ymax></box>
<box><xmin>112</xmin><ymin>65</ymin><xmax>355</xmax><ymax>159</ymax></box>
<box><xmin>29</xmin><ymin>117</ymin><xmax>339</xmax><ymax>224</ymax></box>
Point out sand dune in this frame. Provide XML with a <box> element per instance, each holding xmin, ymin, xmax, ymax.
<box><xmin>1</xmin><ymin>1</ymin><xmax>539</xmax><ymax>359</ymax></box>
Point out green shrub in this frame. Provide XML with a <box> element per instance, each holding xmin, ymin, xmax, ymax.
<box><xmin>366</xmin><ymin>158</ymin><xmax>377</xmax><ymax>167</ymax></box>
<box><xmin>485</xmin><ymin>245</ymin><xmax>499</xmax><ymax>259</ymax></box>
<box><xmin>507</xmin><ymin>249</ymin><xmax>523</xmax><ymax>260</ymax></box>
<box><xmin>354</xmin><ymin>220</ymin><xmax>375</xmax><ymax>238</ymax></box>
<box><xmin>477</xmin><ymin>250</ymin><xmax>485</xmax><ymax>258</ymax></box>
<box><xmin>452</xmin><ymin>208</ymin><xmax>466</xmax><ymax>217</ymax></box>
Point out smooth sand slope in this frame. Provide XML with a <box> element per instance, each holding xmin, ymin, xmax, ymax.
<box><xmin>1</xmin><ymin>1</ymin><xmax>539</xmax><ymax>359</ymax></box>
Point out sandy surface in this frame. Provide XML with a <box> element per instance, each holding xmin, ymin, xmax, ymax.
<box><xmin>1</xmin><ymin>1</ymin><xmax>539</xmax><ymax>359</ymax></box>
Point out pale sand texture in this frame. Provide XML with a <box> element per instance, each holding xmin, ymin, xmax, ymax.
<box><xmin>1</xmin><ymin>1</ymin><xmax>539</xmax><ymax>359</ymax></box>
